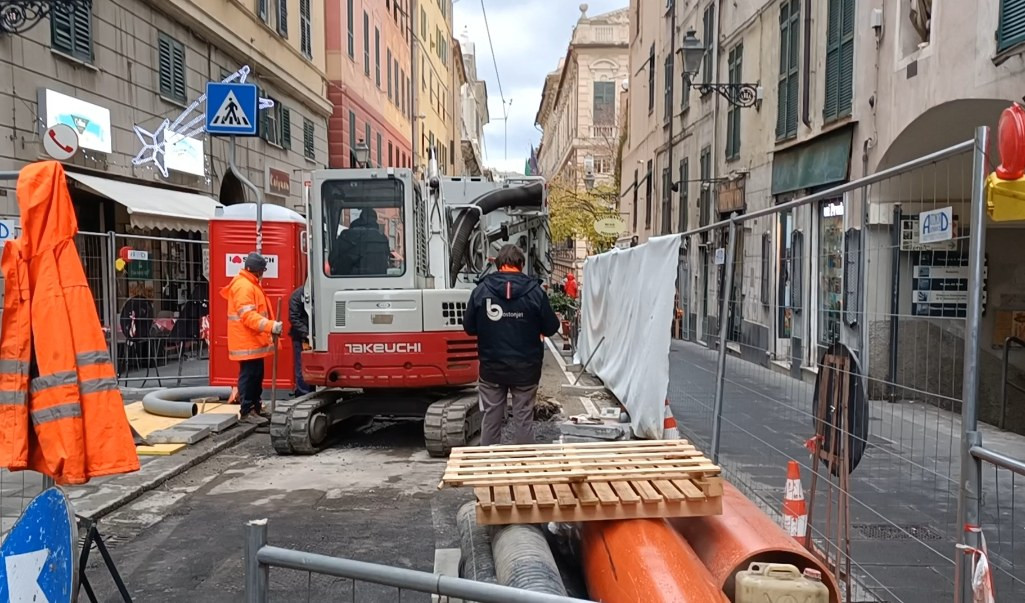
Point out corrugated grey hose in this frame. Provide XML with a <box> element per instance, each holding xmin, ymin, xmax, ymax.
<box><xmin>457</xmin><ymin>502</ymin><xmax>497</xmax><ymax>584</ymax></box>
<box><xmin>490</xmin><ymin>524</ymin><xmax>568</xmax><ymax>597</ymax></box>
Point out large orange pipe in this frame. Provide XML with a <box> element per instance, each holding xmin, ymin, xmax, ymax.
<box><xmin>669</xmin><ymin>481</ymin><xmax>841</xmax><ymax>603</ymax></box>
<box><xmin>581</xmin><ymin>519</ymin><xmax>728</xmax><ymax>603</ymax></box>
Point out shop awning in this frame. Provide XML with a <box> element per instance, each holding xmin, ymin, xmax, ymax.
<box><xmin>65</xmin><ymin>172</ymin><xmax>221</xmax><ymax>233</ymax></box>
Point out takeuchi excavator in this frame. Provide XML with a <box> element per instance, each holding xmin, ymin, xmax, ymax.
<box><xmin>270</xmin><ymin>152</ymin><xmax>551</xmax><ymax>456</ymax></box>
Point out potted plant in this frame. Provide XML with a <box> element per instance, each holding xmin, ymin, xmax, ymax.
<box><xmin>548</xmin><ymin>291</ymin><xmax>578</xmax><ymax>338</ymax></box>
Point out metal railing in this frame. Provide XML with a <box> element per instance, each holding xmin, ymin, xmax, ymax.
<box><xmin>663</xmin><ymin>126</ymin><xmax>1025</xmax><ymax>602</ymax></box>
<box><xmin>243</xmin><ymin>520</ymin><xmax>589</xmax><ymax>603</ymax></box>
<box><xmin>999</xmin><ymin>336</ymin><xmax>1025</xmax><ymax>430</ymax></box>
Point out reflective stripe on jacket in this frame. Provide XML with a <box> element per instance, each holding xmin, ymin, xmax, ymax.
<box><xmin>10</xmin><ymin>161</ymin><xmax>140</xmax><ymax>485</ymax></box>
<box><xmin>0</xmin><ymin>239</ymin><xmax>30</xmax><ymax>470</ymax></box>
<box><xmin>220</xmin><ymin>270</ymin><xmax>276</xmax><ymax>361</ymax></box>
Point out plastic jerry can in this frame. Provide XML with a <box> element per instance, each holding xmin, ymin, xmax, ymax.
<box><xmin>735</xmin><ymin>563</ymin><xmax>830</xmax><ymax>603</ymax></box>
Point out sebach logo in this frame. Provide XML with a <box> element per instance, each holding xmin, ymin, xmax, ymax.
<box><xmin>345</xmin><ymin>342</ymin><xmax>422</xmax><ymax>354</ymax></box>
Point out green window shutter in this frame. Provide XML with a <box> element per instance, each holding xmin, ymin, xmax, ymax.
<box><xmin>824</xmin><ymin>0</ymin><xmax>841</xmax><ymax>121</ymax></box>
<box><xmin>51</xmin><ymin>7</ymin><xmax>74</xmax><ymax>55</ymax></box>
<box><xmin>777</xmin><ymin>1</ymin><xmax>800</xmax><ymax>139</ymax></box>
<box><xmin>71</xmin><ymin>3</ymin><xmax>92</xmax><ymax>60</ymax></box>
<box><xmin>304</xmin><ymin>119</ymin><xmax>315</xmax><ymax>160</ymax></box>
<box><xmin>347</xmin><ymin>0</ymin><xmax>354</xmax><ymax>57</ymax></box>
<box><xmin>377</xmin><ymin>132</ymin><xmax>382</xmax><ymax>167</ymax></box>
<box><xmin>281</xmin><ymin>107</ymin><xmax>291</xmax><ymax>150</ymax></box>
<box><xmin>375</xmin><ymin>28</ymin><xmax>381</xmax><ymax>87</ymax></box>
<box><xmin>277</xmin><ymin>0</ymin><xmax>288</xmax><ymax>35</ymax></box>
<box><xmin>999</xmin><ymin>0</ymin><xmax>1025</xmax><ymax>52</ymax></box>
<box><xmin>171</xmin><ymin>41</ymin><xmax>186</xmax><ymax>103</ymax></box>
<box><xmin>776</xmin><ymin>3</ymin><xmax>790</xmax><ymax>139</ymax></box>
<box><xmin>158</xmin><ymin>35</ymin><xmax>174</xmax><ymax>99</ymax></box>
<box><xmin>260</xmin><ymin>89</ymin><xmax>271</xmax><ymax>141</ymax></box>
<box><xmin>678</xmin><ymin>158</ymin><xmax>689</xmax><ymax>232</ymax></box>
<box><xmin>300</xmin><ymin>0</ymin><xmax>312</xmax><ymax>57</ymax></box>
<box><xmin>837</xmin><ymin>0</ymin><xmax>855</xmax><ymax>117</ymax></box>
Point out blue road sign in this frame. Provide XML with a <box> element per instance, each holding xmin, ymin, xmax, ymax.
<box><xmin>0</xmin><ymin>487</ymin><xmax>76</xmax><ymax>603</ymax></box>
<box><xmin>206</xmin><ymin>82</ymin><xmax>259</xmax><ymax>136</ymax></box>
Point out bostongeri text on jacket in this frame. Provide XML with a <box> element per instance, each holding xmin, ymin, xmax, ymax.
<box><xmin>463</xmin><ymin>272</ymin><xmax>560</xmax><ymax>386</ymax></box>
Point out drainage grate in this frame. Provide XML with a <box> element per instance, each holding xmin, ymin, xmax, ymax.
<box><xmin>852</xmin><ymin>523</ymin><xmax>944</xmax><ymax>541</ymax></box>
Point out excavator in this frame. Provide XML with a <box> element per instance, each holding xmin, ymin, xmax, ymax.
<box><xmin>270</xmin><ymin>152</ymin><xmax>551</xmax><ymax>456</ymax></box>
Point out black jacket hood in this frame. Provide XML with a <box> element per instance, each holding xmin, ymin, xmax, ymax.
<box><xmin>482</xmin><ymin>271</ymin><xmax>539</xmax><ymax>301</ymax></box>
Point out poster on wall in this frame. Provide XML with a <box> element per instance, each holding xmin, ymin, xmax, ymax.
<box><xmin>911</xmin><ymin>254</ymin><xmax>987</xmax><ymax>318</ymax></box>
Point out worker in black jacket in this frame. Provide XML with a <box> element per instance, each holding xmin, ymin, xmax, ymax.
<box><xmin>288</xmin><ymin>285</ymin><xmax>313</xmax><ymax>397</ymax></box>
<box><xmin>463</xmin><ymin>245</ymin><xmax>561</xmax><ymax>445</ymax></box>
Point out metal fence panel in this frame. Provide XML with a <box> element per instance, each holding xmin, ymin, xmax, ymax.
<box><xmin>666</xmin><ymin>136</ymin><xmax>1018</xmax><ymax>603</ymax></box>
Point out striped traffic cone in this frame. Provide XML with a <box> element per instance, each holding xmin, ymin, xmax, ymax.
<box><xmin>783</xmin><ymin>460</ymin><xmax>808</xmax><ymax>547</ymax></box>
<box><xmin>662</xmin><ymin>399</ymin><xmax>680</xmax><ymax>440</ymax></box>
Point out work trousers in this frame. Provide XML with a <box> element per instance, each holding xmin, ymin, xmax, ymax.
<box><xmin>237</xmin><ymin>358</ymin><xmax>265</xmax><ymax>415</ymax></box>
<box><xmin>292</xmin><ymin>338</ymin><xmax>312</xmax><ymax>396</ymax></box>
<box><xmin>478</xmin><ymin>379</ymin><xmax>539</xmax><ymax>446</ymax></box>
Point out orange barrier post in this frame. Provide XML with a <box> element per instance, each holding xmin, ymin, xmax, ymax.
<box><xmin>670</xmin><ymin>481</ymin><xmax>841</xmax><ymax>603</ymax></box>
<box><xmin>783</xmin><ymin>460</ymin><xmax>808</xmax><ymax>546</ymax></box>
<box><xmin>662</xmin><ymin>399</ymin><xmax>679</xmax><ymax>440</ymax></box>
<box><xmin>581</xmin><ymin>518</ymin><xmax>728</xmax><ymax>603</ymax></box>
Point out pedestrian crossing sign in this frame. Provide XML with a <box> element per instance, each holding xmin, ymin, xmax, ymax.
<box><xmin>205</xmin><ymin>82</ymin><xmax>259</xmax><ymax>136</ymax></box>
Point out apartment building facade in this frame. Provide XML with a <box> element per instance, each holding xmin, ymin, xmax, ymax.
<box><xmin>0</xmin><ymin>0</ymin><xmax>332</xmax><ymax>226</ymax></box>
<box><xmin>413</xmin><ymin>0</ymin><xmax>455</xmax><ymax>174</ymax></box>
<box><xmin>535</xmin><ymin>6</ymin><xmax>630</xmax><ymax>279</ymax></box>
<box><xmin>622</xmin><ymin>0</ymin><xmax>1025</xmax><ymax>424</ymax></box>
<box><xmin>456</xmin><ymin>30</ymin><xmax>488</xmax><ymax>176</ymax></box>
<box><xmin>325</xmin><ymin>0</ymin><xmax>413</xmax><ymax>169</ymax></box>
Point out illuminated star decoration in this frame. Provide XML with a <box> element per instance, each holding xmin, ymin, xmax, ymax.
<box><xmin>132</xmin><ymin>65</ymin><xmax>276</xmax><ymax>178</ymax></box>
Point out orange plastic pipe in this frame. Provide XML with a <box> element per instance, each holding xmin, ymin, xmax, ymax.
<box><xmin>669</xmin><ymin>481</ymin><xmax>841</xmax><ymax>603</ymax></box>
<box><xmin>581</xmin><ymin>519</ymin><xmax>728</xmax><ymax>603</ymax></box>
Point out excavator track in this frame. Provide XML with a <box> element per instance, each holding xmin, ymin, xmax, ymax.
<box><xmin>270</xmin><ymin>390</ymin><xmax>339</xmax><ymax>455</ymax></box>
<box><xmin>424</xmin><ymin>393</ymin><xmax>482</xmax><ymax>457</ymax></box>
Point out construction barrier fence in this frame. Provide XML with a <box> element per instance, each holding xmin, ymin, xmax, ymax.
<box><xmin>666</xmin><ymin>127</ymin><xmax>1024</xmax><ymax>602</ymax></box>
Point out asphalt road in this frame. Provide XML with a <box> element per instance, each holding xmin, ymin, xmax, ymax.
<box><xmin>83</xmin><ymin>351</ymin><xmax>580</xmax><ymax>603</ymax></box>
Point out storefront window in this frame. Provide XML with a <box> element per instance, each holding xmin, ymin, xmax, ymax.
<box><xmin>777</xmin><ymin>210</ymin><xmax>794</xmax><ymax>337</ymax></box>
<box><xmin>818</xmin><ymin>199</ymin><xmax>844</xmax><ymax>344</ymax></box>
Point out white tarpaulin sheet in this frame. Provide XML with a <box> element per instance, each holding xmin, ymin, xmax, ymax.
<box><xmin>576</xmin><ymin>235</ymin><xmax>680</xmax><ymax>439</ymax></box>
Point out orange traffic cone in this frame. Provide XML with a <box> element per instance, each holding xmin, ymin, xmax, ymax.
<box><xmin>783</xmin><ymin>460</ymin><xmax>808</xmax><ymax>547</ymax></box>
<box><xmin>662</xmin><ymin>399</ymin><xmax>680</xmax><ymax>440</ymax></box>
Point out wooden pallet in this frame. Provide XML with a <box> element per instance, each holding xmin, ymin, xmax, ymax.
<box><xmin>440</xmin><ymin>440</ymin><xmax>724</xmax><ymax>525</ymax></box>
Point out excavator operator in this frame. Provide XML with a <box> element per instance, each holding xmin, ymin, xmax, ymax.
<box><xmin>329</xmin><ymin>207</ymin><xmax>391</xmax><ymax>276</ymax></box>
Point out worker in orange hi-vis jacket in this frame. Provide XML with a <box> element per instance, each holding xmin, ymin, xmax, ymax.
<box><xmin>220</xmin><ymin>252</ymin><xmax>282</xmax><ymax>424</ymax></box>
<box><xmin>5</xmin><ymin>161</ymin><xmax>139</xmax><ymax>485</ymax></box>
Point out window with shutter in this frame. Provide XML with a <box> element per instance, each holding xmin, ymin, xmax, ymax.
<box><xmin>304</xmin><ymin>119</ymin><xmax>315</xmax><ymax>160</ymax></box>
<box><xmin>645</xmin><ymin>160</ymin><xmax>653</xmax><ymax>229</ymax></box>
<box><xmin>702</xmin><ymin>4</ymin><xmax>714</xmax><ymax>86</ymax></box>
<box><xmin>647</xmin><ymin>44</ymin><xmax>655</xmax><ymax>112</ymax></box>
<box><xmin>678</xmin><ymin>158</ymin><xmax>689</xmax><ymax>232</ymax></box>
<box><xmin>258</xmin><ymin>0</ymin><xmax>267</xmax><ymax>22</ymax></box>
<box><xmin>51</xmin><ymin>3</ymin><xmax>92</xmax><ymax>62</ymax></box>
<box><xmin>364</xmin><ymin>12</ymin><xmax>370</xmax><ymax>76</ymax></box>
<box><xmin>593</xmin><ymin>81</ymin><xmax>615</xmax><ymax>126</ymax></box>
<box><xmin>158</xmin><ymin>34</ymin><xmax>187</xmax><ymax>104</ymax></box>
<box><xmin>664</xmin><ymin>54</ymin><xmax>674</xmax><ymax>121</ymax></box>
<box><xmin>726</xmin><ymin>43</ymin><xmax>742</xmax><ymax>160</ymax></box>
<box><xmin>366</xmin><ymin>123</ymin><xmax>372</xmax><ymax>157</ymax></box>
<box><xmin>280</xmin><ymin>106</ymin><xmax>291</xmax><ymax>150</ymax></box>
<box><xmin>999</xmin><ymin>0</ymin><xmax>1025</xmax><ymax>52</ymax></box>
<box><xmin>699</xmin><ymin>147</ymin><xmax>711</xmax><ymax>227</ymax></box>
<box><xmin>776</xmin><ymin>1</ymin><xmax>800</xmax><ymax>141</ymax></box>
<box><xmin>377</xmin><ymin>133</ymin><xmax>383</xmax><ymax>167</ymax></box>
<box><xmin>348</xmin><ymin>111</ymin><xmax>357</xmax><ymax>166</ymax></box>
<box><xmin>300</xmin><ymin>0</ymin><xmax>312</xmax><ymax>58</ymax></box>
<box><xmin>277</xmin><ymin>0</ymin><xmax>288</xmax><ymax>36</ymax></box>
<box><xmin>347</xmin><ymin>0</ymin><xmax>355</xmax><ymax>58</ymax></box>
<box><xmin>661</xmin><ymin>167</ymin><xmax>671</xmax><ymax>234</ymax></box>
<box><xmin>824</xmin><ymin>0</ymin><xmax>854</xmax><ymax>122</ymax></box>
<box><xmin>375</xmin><ymin>29</ymin><xmax>382</xmax><ymax>87</ymax></box>
<box><xmin>632</xmin><ymin>170</ymin><xmax>639</xmax><ymax>231</ymax></box>
<box><xmin>387</xmin><ymin>49</ymin><xmax>393</xmax><ymax>99</ymax></box>
<box><xmin>388</xmin><ymin>142</ymin><xmax>394</xmax><ymax>166</ymax></box>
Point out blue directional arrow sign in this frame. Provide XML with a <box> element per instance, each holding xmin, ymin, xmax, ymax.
<box><xmin>0</xmin><ymin>487</ymin><xmax>76</xmax><ymax>603</ymax></box>
<box><xmin>205</xmin><ymin>82</ymin><xmax>259</xmax><ymax>136</ymax></box>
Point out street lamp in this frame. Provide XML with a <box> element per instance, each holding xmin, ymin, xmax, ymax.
<box><xmin>583</xmin><ymin>171</ymin><xmax>596</xmax><ymax>191</ymax></box>
<box><xmin>353</xmin><ymin>139</ymin><xmax>370</xmax><ymax>168</ymax></box>
<box><xmin>678</xmin><ymin>28</ymin><xmax>761</xmax><ymax>109</ymax></box>
<box><xmin>583</xmin><ymin>154</ymin><xmax>596</xmax><ymax>191</ymax></box>
<box><xmin>0</xmin><ymin>0</ymin><xmax>89</xmax><ymax>34</ymax></box>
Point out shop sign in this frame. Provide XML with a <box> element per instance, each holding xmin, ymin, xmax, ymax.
<box><xmin>266</xmin><ymin>167</ymin><xmax>291</xmax><ymax>198</ymax></box>
<box><xmin>919</xmin><ymin>206</ymin><xmax>953</xmax><ymax>244</ymax></box>
<box><xmin>164</xmin><ymin>132</ymin><xmax>206</xmax><ymax>176</ymax></box>
<box><xmin>38</xmin><ymin>89</ymin><xmax>112</xmax><ymax>154</ymax></box>
<box><xmin>716</xmin><ymin>178</ymin><xmax>746</xmax><ymax>214</ymax></box>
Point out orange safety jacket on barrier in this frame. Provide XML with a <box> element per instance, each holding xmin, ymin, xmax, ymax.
<box><xmin>220</xmin><ymin>270</ymin><xmax>277</xmax><ymax>361</ymax></box>
<box><xmin>0</xmin><ymin>239</ymin><xmax>31</xmax><ymax>470</ymax></box>
<box><xmin>0</xmin><ymin>161</ymin><xmax>140</xmax><ymax>485</ymax></box>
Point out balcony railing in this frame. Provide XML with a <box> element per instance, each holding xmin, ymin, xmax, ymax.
<box><xmin>591</xmin><ymin>125</ymin><xmax>618</xmax><ymax>140</ymax></box>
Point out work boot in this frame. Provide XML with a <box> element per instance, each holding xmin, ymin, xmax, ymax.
<box><xmin>241</xmin><ymin>413</ymin><xmax>269</xmax><ymax>426</ymax></box>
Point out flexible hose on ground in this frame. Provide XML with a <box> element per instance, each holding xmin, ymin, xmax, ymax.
<box><xmin>448</xmin><ymin>182</ymin><xmax>545</xmax><ymax>287</ymax></box>
<box><xmin>141</xmin><ymin>386</ymin><xmax>234</xmax><ymax>418</ymax></box>
<box><xmin>490</xmin><ymin>524</ymin><xmax>568</xmax><ymax>597</ymax></box>
<box><xmin>456</xmin><ymin>502</ymin><xmax>497</xmax><ymax>584</ymax></box>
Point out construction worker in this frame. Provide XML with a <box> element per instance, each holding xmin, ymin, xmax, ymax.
<box><xmin>221</xmin><ymin>252</ymin><xmax>282</xmax><ymax>424</ymax></box>
<box><xmin>288</xmin><ymin>283</ymin><xmax>313</xmax><ymax>397</ymax></box>
<box><xmin>464</xmin><ymin>244</ymin><xmax>560</xmax><ymax>445</ymax></box>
